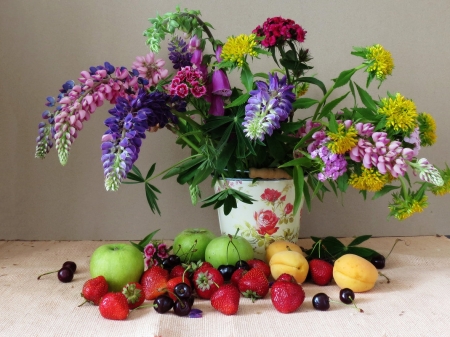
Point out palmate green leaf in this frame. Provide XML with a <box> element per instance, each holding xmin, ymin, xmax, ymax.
<box><xmin>146</xmin><ymin>163</ymin><xmax>156</xmax><ymax>180</ymax></box>
<box><xmin>191</xmin><ymin>165</ymin><xmax>214</xmax><ymax>187</ymax></box>
<box><xmin>145</xmin><ymin>183</ymin><xmax>161</xmax><ymax>215</ymax></box>
<box><xmin>131</xmin><ymin>165</ymin><xmax>144</xmax><ymax>178</ymax></box>
<box><xmin>126</xmin><ymin>172</ymin><xmax>145</xmax><ymax>183</ymax></box>
<box><xmin>162</xmin><ymin>156</ymin><xmax>204</xmax><ymax>179</ymax></box>
<box><xmin>279</xmin><ymin>156</ymin><xmax>312</xmax><ymax>168</ymax></box>
<box><xmin>216</xmin><ymin>141</ymin><xmax>236</xmax><ymax>172</ymax></box>
<box><xmin>317</xmin><ymin>92</ymin><xmax>350</xmax><ymax>119</ymax></box>
<box><xmin>224</xmin><ymin>93</ymin><xmax>251</xmax><ymax>109</ymax></box>
<box><xmin>303</xmin><ymin>182</ymin><xmax>312</xmax><ymax>212</ymax></box>
<box><xmin>345</xmin><ymin>246</ymin><xmax>379</xmax><ymax>258</ymax></box>
<box><xmin>130</xmin><ymin>229</ymin><xmax>161</xmax><ymax>252</ymax></box>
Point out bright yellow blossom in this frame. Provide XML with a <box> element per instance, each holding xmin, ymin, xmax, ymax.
<box><xmin>365</xmin><ymin>44</ymin><xmax>394</xmax><ymax>81</ymax></box>
<box><xmin>349</xmin><ymin>168</ymin><xmax>390</xmax><ymax>192</ymax></box>
<box><xmin>221</xmin><ymin>34</ymin><xmax>258</xmax><ymax>67</ymax></box>
<box><xmin>378</xmin><ymin>93</ymin><xmax>418</xmax><ymax>133</ymax></box>
<box><xmin>417</xmin><ymin>112</ymin><xmax>437</xmax><ymax>146</ymax></box>
<box><xmin>326</xmin><ymin>124</ymin><xmax>358</xmax><ymax>154</ymax></box>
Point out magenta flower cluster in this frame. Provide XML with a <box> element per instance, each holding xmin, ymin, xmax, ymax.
<box><xmin>252</xmin><ymin>16</ymin><xmax>307</xmax><ymax>48</ymax></box>
<box><xmin>143</xmin><ymin>242</ymin><xmax>169</xmax><ymax>269</ymax></box>
<box><xmin>168</xmin><ymin>66</ymin><xmax>207</xmax><ymax>99</ymax></box>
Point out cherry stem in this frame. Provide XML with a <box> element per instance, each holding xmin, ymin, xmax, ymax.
<box><xmin>378</xmin><ymin>271</ymin><xmax>390</xmax><ymax>283</ymax></box>
<box><xmin>37</xmin><ymin>270</ymin><xmax>58</xmax><ymax>280</ymax></box>
<box><xmin>385</xmin><ymin>239</ymin><xmax>403</xmax><ymax>260</ymax></box>
<box><xmin>329</xmin><ymin>298</ymin><xmax>364</xmax><ymax>313</ymax></box>
<box><xmin>227</xmin><ymin>233</ymin><xmax>242</xmax><ymax>262</ymax></box>
<box><xmin>77</xmin><ymin>300</ymin><xmax>89</xmax><ymax>307</ymax></box>
<box><xmin>185</xmin><ymin>240</ymin><xmax>198</xmax><ymax>263</ymax></box>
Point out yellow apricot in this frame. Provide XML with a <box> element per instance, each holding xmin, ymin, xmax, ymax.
<box><xmin>333</xmin><ymin>254</ymin><xmax>379</xmax><ymax>292</ymax></box>
<box><xmin>269</xmin><ymin>250</ymin><xmax>309</xmax><ymax>283</ymax></box>
<box><xmin>265</xmin><ymin>240</ymin><xmax>303</xmax><ymax>263</ymax></box>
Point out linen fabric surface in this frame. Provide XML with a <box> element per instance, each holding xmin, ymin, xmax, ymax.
<box><xmin>0</xmin><ymin>236</ymin><xmax>449</xmax><ymax>337</ymax></box>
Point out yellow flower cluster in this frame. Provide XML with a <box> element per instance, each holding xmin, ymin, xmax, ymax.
<box><xmin>366</xmin><ymin>44</ymin><xmax>394</xmax><ymax>81</ymax></box>
<box><xmin>378</xmin><ymin>93</ymin><xmax>418</xmax><ymax>133</ymax></box>
<box><xmin>390</xmin><ymin>196</ymin><xmax>428</xmax><ymax>220</ymax></box>
<box><xmin>326</xmin><ymin>124</ymin><xmax>358</xmax><ymax>154</ymax></box>
<box><xmin>221</xmin><ymin>34</ymin><xmax>258</xmax><ymax>67</ymax></box>
<box><xmin>349</xmin><ymin>168</ymin><xmax>390</xmax><ymax>192</ymax></box>
<box><xmin>418</xmin><ymin>112</ymin><xmax>437</xmax><ymax>146</ymax></box>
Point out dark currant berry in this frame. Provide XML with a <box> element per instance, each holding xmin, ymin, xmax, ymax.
<box><xmin>57</xmin><ymin>267</ymin><xmax>74</xmax><ymax>283</ymax></box>
<box><xmin>339</xmin><ymin>288</ymin><xmax>355</xmax><ymax>304</ymax></box>
<box><xmin>371</xmin><ymin>254</ymin><xmax>386</xmax><ymax>269</ymax></box>
<box><xmin>161</xmin><ymin>258</ymin><xmax>174</xmax><ymax>272</ymax></box>
<box><xmin>235</xmin><ymin>260</ymin><xmax>250</xmax><ymax>271</ymax></box>
<box><xmin>62</xmin><ymin>261</ymin><xmax>77</xmax><ymax>273</ymax></box>
<box><xmin>168</xmin><ymin>255</ymin><xmax>181</xmax><ymax>266</ymax></box>
<box><xmin>312</xmin><ymin>293</ymin><xmax>330</xmax><ymax>311</ymax></box>
<box><xmin>218</xmin><ymin>265</ymin><xmax>236</xmax><ymax>282</ymax></box>
<box><xmin>173</xmin><ymin>299</ymin><xmax>192</xmax><ymax>316</ymax></box>
<box><xmin>153</xmin><ymin>295</ymin><xmax>174</xmax><ymax>314</ymax></box>
<box><xmin>174</xmin><ymin>282</ymin><xmax>192</xmax><ymax>299</ymax></box>
<box><xmin>187</xmin><ymin>295</ymin><xmax>195</xmax><ymax>307</ymax></box>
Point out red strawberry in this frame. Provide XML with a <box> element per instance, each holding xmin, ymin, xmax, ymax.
<box><xmin>309</xmin><ymin>259</ymin><xmax>333</xmax><ymax>286</ymax></box>
<box><xmin>230</xmin><ymin>268</ymin><xmax>246</xmax><ymax>287</ymax></box>
<box><xmin>247</xmin><ymin>259</ymin><xmax>271</xmax><ymax>278</ymax></box>
<box><xmin>98</xmin><ymin>292</ymin><xmax>129</xmax><ymax>320</ymax></box>
<box><xmin>276</xmin><ymin>273</ymin><xmax>296</xmax><ymax>283</ymax></box>
<box><xmin>196</xmin><ymin>261</ymin><xmax>213</xmax><ymax>272</ymax></box>
<box><xmin>271</xmin><ymin>280</ymin><xmax>305</xmax><ymax>313</ymax></box>
<box><xmin>193</xmin><ymin>267</ymin><xmax>224</xmax><ymax>299</ymax></box>
<box><xmin>238</xmin><ymin>268</ymin><xmax>269</xmax><ymax>302</ymax></box>
<box><xmin>169</xmin><ymin>265</ymin><xmax>186</xmax><ymax>279</ymax></box>
<box><xmin>166</xmin><ymin>276</ymin><xmax>192</xmax><ymax>301</ymax></box>
<box><xmin>211</xmin><ymin>284</ymin><xmax>240</xmax><ymax>315</ymax></box>
<box><xmin>140</xmin><ymin>266</ymin><xmax>169</xmax><ymax>300</ymax></box>
<box><xmin>122</xmin><ymin>282</ymin><xmax>145</xmax><ymax>310</ymax></box>
<box><xmin>78</xmin><ymin>275</ymin><xmax>109</xmax><ymax>306</ymax></box>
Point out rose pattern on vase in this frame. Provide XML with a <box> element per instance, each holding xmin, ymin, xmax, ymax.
<box><xmin>215</xmin><ymin>178</ymin><xmax>303</xmax><ymax>260</ymax></box>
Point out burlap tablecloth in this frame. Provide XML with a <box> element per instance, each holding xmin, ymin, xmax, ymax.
<box><xmin>1</xmin><ymin>236</ymin><xmax>449</xmax><ymax>337</ymax></box>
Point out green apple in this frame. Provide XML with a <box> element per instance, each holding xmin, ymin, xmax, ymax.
<box><xmin>204</xmin><ymin>235</ymin><xmax>254</xmax><ymax>268</ymax></box>
<box><xmin>173</xmin><ymin>228</ymin><xmax>216</xmax><ymax>262</ymax></box>
<box><xmin>90</xmin><ymin>243</ymin><xmax>144</xmax><ymax>292</ymax></box>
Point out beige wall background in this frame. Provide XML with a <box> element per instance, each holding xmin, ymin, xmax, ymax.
<box><xmin>1</xmin><ymin>0</ymin><xmax>449</xmax><ymax>241</ymax></box>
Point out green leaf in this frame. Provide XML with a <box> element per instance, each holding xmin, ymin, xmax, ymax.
<box><xmin>292</xmin><ymin>98</ymin><xmax>319</xmax><ymax>109</ymax></box>
<box><xmin>355</xmin><ymin>82</ymin><xmax>378</xmax><ymax>111</ymax></box>
<box><xmin>126</xmin><ymin>172</ymin><xmax>145</xmax><ymax>182</ymax></box>
<box><xmin>131</xmin><ymin>165</ymin><xmax>143</xmax><ymax>178</ymax></box>
<box><xmin>224</xmin><ymin>93</ymin><xmax>250</xmax><ymax>108</ymax></box>
<box><xmin>317</xmin><ymin>92</ymin><xmax>350</xmax><ymax>119</ymax></box>
<box><xmin>372</xmin><ymin>185</ymin><xmax>400</xmax><ymax>200</ymax></box>
<box><xmin>294</xmin><ymin>125</ymin><xmax>322</xmax><ymax>150</ymax></box>
<box><xmin>145</xmin><ymin>183</ymin><xmax>161</xmax><ymax>215</ymax></box>
<box><xmin>333</xmin><ymin>68</ymin><xmax>358</xmax><ymax>88</ymax></box>
<box><xmin>293</xmin><ymin>165</ymin><xmax>304</xmax><ymax>215</ymax></box>
<box><xmin>191</xmin><ymin>166</ymin><xmax>214</xmax><ymax>187</ymax></box>
<box><xmin>216</xmin><ymin>142</ymin><xmax>236</xmax><ymax>172</ymax></box>
<box><xmin>303</xmin><ymin>182</ymin><xmax>312</xmax><ymax>212</ymax></box>
<box><xmin>298</xmin><ymin>77</ymin><xmax>327</xmax><ymax>95</ymax></box>
<box><xmin>328</xmin><ymin>113</ymin><xmax>338</xmax><ymax>133</ymax></box>
<box><xmin>337</xmin><ymin>173</ymin><xmax>349</xmax><ymax>193</ymax></box>
<box><xmin>348</xmin><ymin>235</ymin><xmax>372</xmax><ymax>246</ymax></box>
<box><xmin>279</xmin><ymin>157</ymin><xmax>312</xmax><ymax>168</ymax></box>
<box><xmin>349</xmin><ymin>80</ymin><xmax>356</xmax><ymax>107</ymax></box>
<box><xmin>240</xmin><ymin>63</ymin><xmax>254</xmax><ymax>92</ymax></box>
<box><xmin>145</xmin><ymin>163</ymin><xmax>156</xmax><ymax>180</ymax></box>
<box><xmin>136</xmin><ymin>229</ymin><xmax>161</xmax><ymax>248</ymax></box>
<box><xmin>253</xmin><ymin>72</ymin><xmax>269</xmax><ymax>80</ymax></box>
<box><xmin>345</xmin><ymin>246</ymin><xmax>380</xmax><ymax>258</ymax></box>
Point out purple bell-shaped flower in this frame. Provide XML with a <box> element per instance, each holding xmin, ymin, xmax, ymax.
<box><xmin>211</xmin><ymin>69</ymin><xmax>232</xmax><ymax>97</ymax></box>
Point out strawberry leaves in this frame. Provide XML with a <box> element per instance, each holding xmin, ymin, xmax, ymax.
<box><xmin>302</xmin><ymin>235</ymin><xmax>380</xmax><ymax>261</ymax></box>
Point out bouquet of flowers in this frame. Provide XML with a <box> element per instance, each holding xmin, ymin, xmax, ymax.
<box><xmin>35</xmin><ymin>6</ymin><xmax>449</xmax><ymax>220</ymax></box>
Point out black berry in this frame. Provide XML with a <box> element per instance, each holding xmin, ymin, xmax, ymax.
<box><xmin>312</xmin><ymin>293</ymin><xmax>330</xmax><ymax>311</ymax></box>
<box><xmin>218</xmin><ymin>265</ymin><xmax>236</xmax><ymax>282</ymax></box>
<box><xmin>371</xmin><ymin>254</ymin><xmax>386</xmax><ymax>269</ymax></box>
<box><xmin>57</xmin><ymin>267</ymin><xmax>74</xmax><ymax>283</ymax></box>
<box><xmin>153</xmin><ymin>295</ymin><xmax>174</xmax><ymax>314</ymax></box>
<box><xmin>339</xmin><ymin>288</ymin><xmax>355</xmax><ymax>304</ymax></box>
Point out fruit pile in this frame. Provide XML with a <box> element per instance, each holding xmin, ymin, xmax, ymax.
<box><xmin>38</xmin><ymin>229</ymin><xmax>396</xmax><ymax>320</ymax></box>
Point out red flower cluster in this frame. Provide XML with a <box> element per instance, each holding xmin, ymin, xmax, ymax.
<box><xmin>254</xmin><ymin>209</ymin><xmax>280</xmax><ymax>235</ymax></box>
<box><xmin>169</xmin><ymin>66</ymin><xmax>206</xmax><ymax>99</ymax></box>
<box><xmin>261</xmin><ymin>188</ymin><xmax>282</xmax><ymax>203</ymax></box>
<box><xmin>253</xmin><ymin>17</ymin><xmax>307</xmax><ymax>48</ymax></box>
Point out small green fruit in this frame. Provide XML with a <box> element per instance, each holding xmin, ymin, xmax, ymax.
<box><xmin>205</xmin><ymin>235</ymin><xmax>254</xmax><ymax>268</ymax></box>
<box><xmin>173</xmin><ymin>228</ymin><xmax>216</xmax><ymax>262</ymax></box>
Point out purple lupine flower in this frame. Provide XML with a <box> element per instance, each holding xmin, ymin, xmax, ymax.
<box><xmin>168</xmin><ymin>36</ymin><xmax>192</xmax><ymax>70</ymax></box>
<box><xmin>404</xmin><ymin>127</ymin><xmax>421</xmax><ymax>157</ymax></box>
<box><xmin>355</xmin><ymin>122</ymin><xmax>375</xmax><ymax>137</ymax></box>
<box><xmin>101</xmin><ymin>89</ymin><xmax>176</xmax><ymax>191</ymax></box>
<box><xmin>243</xmin><ymin>73</ymin><xmax>295</xmax><ymax>141</ymax></box>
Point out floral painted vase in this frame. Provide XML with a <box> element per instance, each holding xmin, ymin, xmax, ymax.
<box><xmin>214</xmin><ymin>178</ymin><xmax>303</xmax><ymax>260</ymax></box>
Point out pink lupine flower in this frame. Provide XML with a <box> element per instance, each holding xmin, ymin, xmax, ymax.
<box><xmin>132</xmin><ymin>53</ymin><xmax>169</xmax><ymax>86</ymax></box>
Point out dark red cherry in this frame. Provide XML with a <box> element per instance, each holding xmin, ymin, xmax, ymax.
<box><xmin>371</xmin><ymin>254</ymin><xmax>386</xmax><ymax>269</ymax></box>
<box><xmin>57</xmin><ymin>267</ymin><xmax>74</xmax><ymax>283</ymax></box>
<box><xmin>312</xmin><ymin>293</ymin><xmax>330</xmax><ymax>311</ymax></box>
<box><xmin>339</xmin><ymin>288</ymin><xmax>355</xmax><ymax>304</ymax></box>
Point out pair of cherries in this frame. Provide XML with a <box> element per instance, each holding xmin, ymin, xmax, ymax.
<box><xmin>37</xmin><ymin>261</ymin><xmax>77</xmax><ymax>283</ymax></box>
